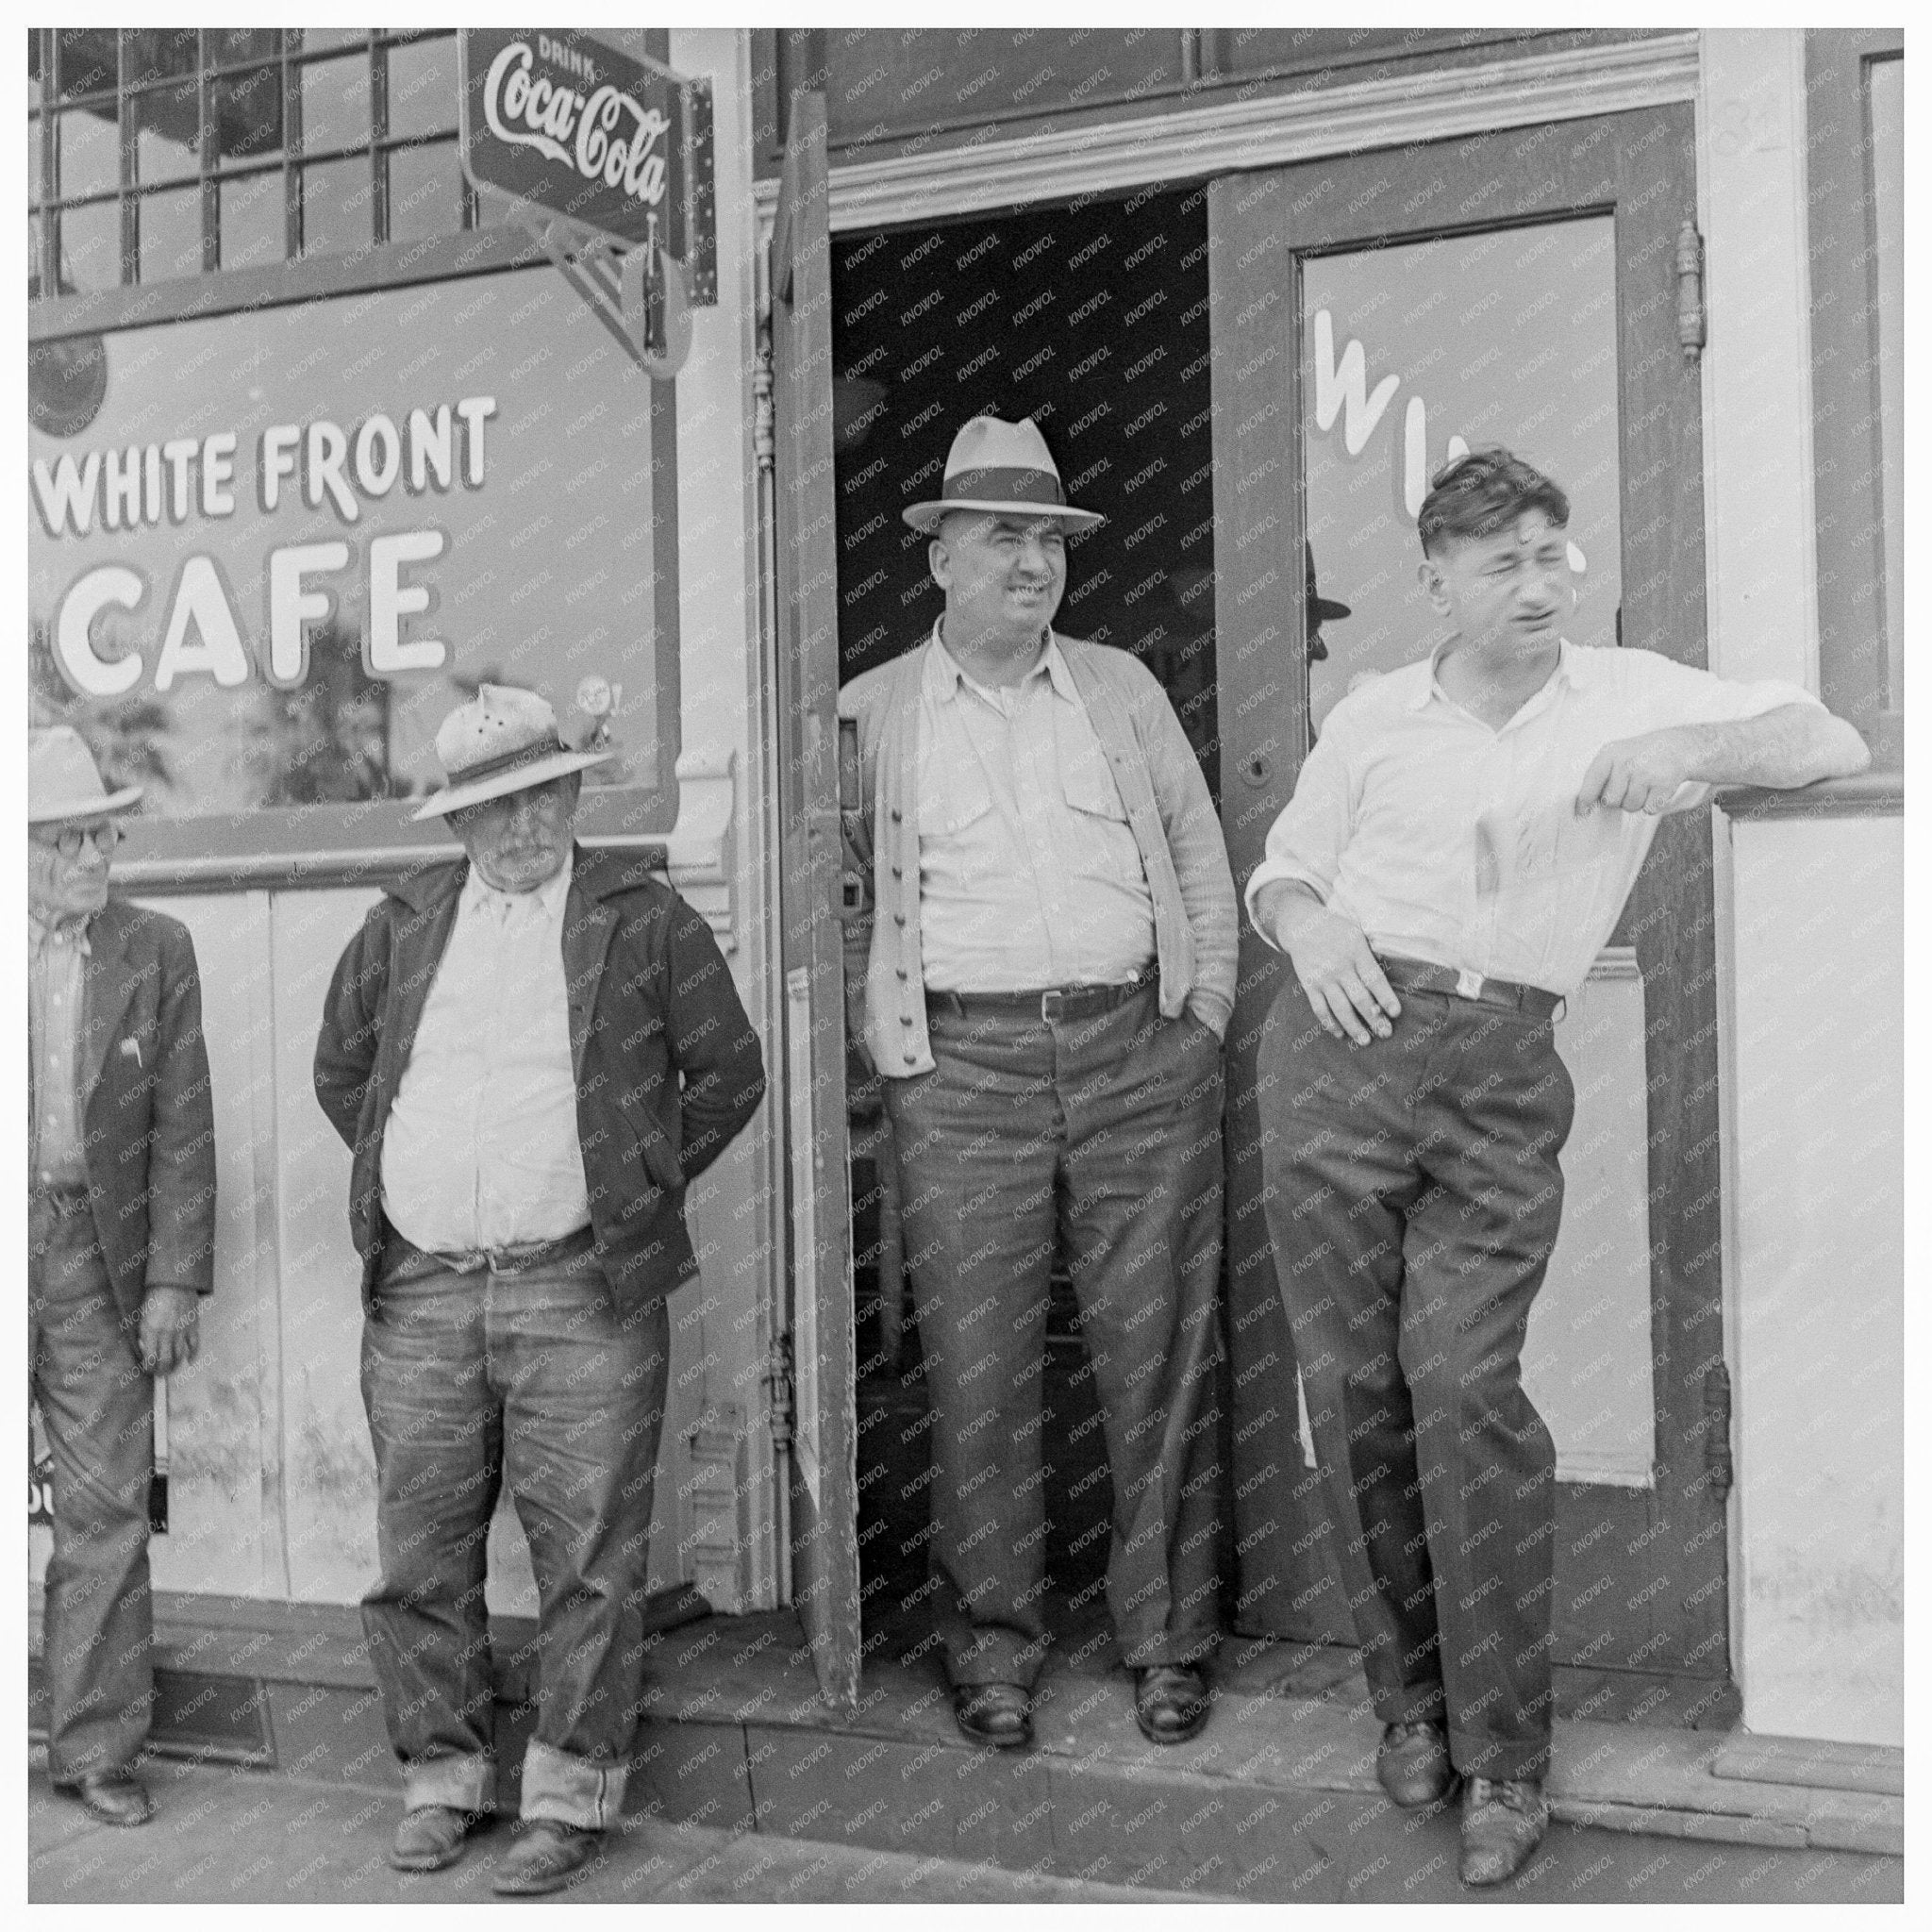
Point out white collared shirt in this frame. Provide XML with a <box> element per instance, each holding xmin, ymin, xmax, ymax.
<box><xmin>1244</xmin><ymin>641</ymin><xmax>1819</xmax><ymax>998</ymax></box>
<box><xmin>916</xmin><ymin>623</ymin><xmax>1158</xmax><ymax>991</ymax></box>
<box><xmin>380</xmin><ymin>857</ymin><xmax>591</xmax><ymax>1254</ymax></box>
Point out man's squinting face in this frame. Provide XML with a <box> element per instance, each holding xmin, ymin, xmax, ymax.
<box><xmin>930</xmin><ymin>511</ymin><xmax>1067</xmax><ymax>649</ymax></box>
<box><xmin>29</xmin><ymin>818</ymin><xmax>117</xmax><ymax>923</ymax></box>
<box><xmin>1421</xmin><ymin>509</ymin><xmax>1575</xmax><ymax>659</ymax></box>
<box><xmin>451</xmin><ymin>774</ymin><xmax>580</xmax><ymax>893</ymax></box>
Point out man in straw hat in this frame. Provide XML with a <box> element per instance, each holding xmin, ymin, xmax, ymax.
<box><xmin>841</xmin><ymin>416</ymin><xmax>1238</xmax><ymax>1751</ymax></box>
<box><xmin>313</xmin><ymin>684</ymin><xmax>765</xmax><ymax>1893</ymax></box>
<box><xmin>28</xmin><ymin>726</ymin><xmax>215</xmax><ymax>1829</ymax></box>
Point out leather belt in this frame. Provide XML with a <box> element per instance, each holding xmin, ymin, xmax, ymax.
<box><xmin>926</xmin><ymin>965</ymin><xmax>1157</xmax><ymax>1025</ymax></box>
<box><xmin>1375</xmin><ymin>956</ymin><xmax>1563</xmax><ymax>1023</ymax></box>
<box><xmin>380</xmin><ymin>1221</ymin><xmax>597</xmax><ymax>1285</ymax></box>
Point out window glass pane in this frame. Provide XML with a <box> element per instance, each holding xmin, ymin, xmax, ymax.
<box><xmin>220</xmin><ymin>168</ymin><xmax>285</xmax><ymax>271</ymax></box>
<box><xmin>56</xmin><ymin>198</ymin><xmax>119</xmax><ymax>291</ymax></box>
<box><xmin>28</xmin><ymin>264</ymin><xmax>666</xmax><ymax>816</ymax></box>
<box><xmin>297</xmin><ymin>28</ymin><xmax>368</xmax><ymax>57</ymax></box>
<box><xmin>58</xmin><ymin>105</ymin><xmax>120</xmax><ymax>200</ymax></box>
<box><xmin>28</xmin><ymin>108</ymin><xmax>43</xmax><ymax>207</ymax></box>
<box><xmin>131</xmin><ymin>80</ymin><xmax>201</xmax><ymax>182</ymax></box>
<box><xmin>300</xmin><ymin>53</ymin><xmax>371</xmax><ymax>154</ymax></box>
<box><xmin>1302</xmin><ymin>218</ymin><xmax>1622</xmax><ymax>733</ymax></box>
<box><xmin>209</xmin><ymin>29</ymin><xmax>280</xmax><ymax>70</ymax></box>
<box><xmin>139</xmin><ymin>183</ymin><xmax>203</xmax><ymax>281</ymax></box>
<box><xmin>122</xmin><ymin>28</ymin><xmax>200</xmax><ymax>89</ymax></box>
<box><xmin>55</xmin><ymin>28</ymin><xmax>120</xmax><ymax>101</ymax></box>
<box><xmin>385</xmin><ymin>36</ymin><xmax>458</xmax><ymax>142</ymax></box>
<box><xmin>1868</xmin><ymin>54</ymin><xmax>1903</xmax><ymax>711</ymax></box>
<box><xmin>213</xmin><ymin>64</ymin><xmax>283</xmax><ymax>167</ymax></box>
<box><xmin>385</xmin><ymin>139</ymin><xmax>461</xmax><ymax>245</ymax></box>
<box><xmin>302</xmin><ymin>156</ymin><xmax>374</xmax><ymax>256</ymax></box>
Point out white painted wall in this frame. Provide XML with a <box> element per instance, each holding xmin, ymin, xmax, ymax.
<box><xmin>1721</xmin><ymin>814</ymin><xmax>1903</xmax><ymax>1744</ymax></box>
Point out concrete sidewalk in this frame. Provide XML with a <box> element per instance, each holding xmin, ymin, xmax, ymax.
<box><xmin>27</xmin><ymin>1750</ymin><xmax>1903</xmax><ymax>1905</ymax></box>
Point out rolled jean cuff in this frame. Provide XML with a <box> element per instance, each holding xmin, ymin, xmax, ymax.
<box><xmin>520</xmin><ymin>1738</ymin><xmax>625</xmax><ymax>1829</ymax></box>
<box><xmin>403</xmin><ymin>1750</ymin><xmax>495</xmax><ymax>1815</ymax></box>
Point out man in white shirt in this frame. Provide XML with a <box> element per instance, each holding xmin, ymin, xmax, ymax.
<box><xmin>1246</xmin><ymin>449</ymin><xmax>1866</xmax><ymax>1887</ymax></box>
<box><xmin>314</xmin><ymin>686</ymin><xmax>765</xmax><ymax>1895</ymax></box>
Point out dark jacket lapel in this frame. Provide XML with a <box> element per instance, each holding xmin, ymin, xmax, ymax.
<box><xmin>562</xmin><ymin>845</ymin><xmax>619</xmax><ymax>1086</ymax></box>
<box><xmin>78</xmin><ymin>907</ymin><xmax>138</xmax><ymax>1105</ymax></box>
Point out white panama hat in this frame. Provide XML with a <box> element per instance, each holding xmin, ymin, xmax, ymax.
<box><xmin>28</xmin><ymin>725</ymin><xmax>142</xmax><ymax>823</ymax></box>
<box><xmin>413</xmin><ymin>684</ymin><xmax>613</xmax><ymax>821</ymax></box>
<box><xmin>902</xmin><ymin>415</ymin><xmax>1105</xmax><ymax>536</ymax></box>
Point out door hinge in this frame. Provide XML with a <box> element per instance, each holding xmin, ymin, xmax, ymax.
<box><xmin>1675</xmin><ymin>214</ymin><xmax>1707</xmax><ymax>365</ymax></box>
<box><xmin>1703</xmin><ymin>1358</ymin><xmax>1733</xmax><ymax>1501</ymax></box>
<box><xmin>765</xmin><ymin>1331</ymin><xmax>797</xmax><ymax>1452</ymax></box>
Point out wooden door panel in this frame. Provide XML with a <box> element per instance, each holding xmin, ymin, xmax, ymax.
<box><xmin>1210</xmin><ymin>106</ymin><xmax>1729</xmax><ymax>1690</ymax></box>
<box><xmin>771</xmin><ymin>91</ymin><xmax>860</xmax><ymax>1709</ymax></box>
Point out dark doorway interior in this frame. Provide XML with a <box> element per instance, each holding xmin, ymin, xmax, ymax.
<box><xmin>829</xmin><ymin>186</ymin><xmax>1216</xmax><ymax>1658</ymax></box>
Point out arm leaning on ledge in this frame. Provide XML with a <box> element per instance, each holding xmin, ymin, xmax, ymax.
<box><xmin>1576</xmin><ymin>704</ymin><xmax>1872</xmax><ymax>817</ymax></box>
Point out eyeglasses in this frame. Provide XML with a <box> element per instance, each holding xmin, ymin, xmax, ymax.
<box><xmin>32</xmin><ymin>821</ymin><xmax>124</xmax><ymax>860</ymax></box>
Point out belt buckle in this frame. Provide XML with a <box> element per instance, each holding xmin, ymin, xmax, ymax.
<box><xmin>1455</xmin><ymin>967</ymin><xmax>1486</xmax><ymax>1002</ymax></box>
<box><xmin>1041</xmin><ymin>988</ymin><xmax>1064</xmax><ymax>1023</ymax></box>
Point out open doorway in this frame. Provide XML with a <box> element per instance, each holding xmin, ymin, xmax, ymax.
<box><xmin>827</xmin><ymin>184</ymin><xmax>1218</xmax><ymax>1655</ymax></box>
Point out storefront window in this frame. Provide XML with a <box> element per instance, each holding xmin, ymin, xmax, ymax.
<box><xmin>27</xmin><ymin>27</ymin><xmax>476</xmax><ymax>293</ymax></box>
<box><xmin>29</xmin><ymin>262</ymin><xmax>675</xmax><ymax>845</ymax></box>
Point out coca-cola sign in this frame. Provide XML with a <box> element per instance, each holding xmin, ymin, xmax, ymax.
<box><xmin>458</xmin><ymin>29</ymin><xmax>687</xmax><ymax>247</ymax></box>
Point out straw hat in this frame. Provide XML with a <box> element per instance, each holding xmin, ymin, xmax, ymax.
<box><xmin>28</xmin><ymin>726</ymin><xmax>142</xmax><ymax>823</ymax></box>
<box><xmin>412</xmin><ymin>684</ymin><xmax>612</xmax><ymax>821</ymax></box>
<box><xmin>902</xmin><ymin>415</ymin><xmax>1104</xmax><ymax>536</ymax></box>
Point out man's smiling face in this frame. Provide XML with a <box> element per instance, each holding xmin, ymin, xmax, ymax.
<box><xmin>1421</xmin><ymin>509</ymin><xmax>1575</xmax><ymax>663</ymax></box>
<box><xmin>929</xmin><ymin>510</ymin><xmax>1068</xmax><ymax>653</ymax></box>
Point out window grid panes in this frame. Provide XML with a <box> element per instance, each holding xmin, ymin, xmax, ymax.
<box><xmin>28</xmin><ymin>26</ymin><xmax>475</xmax><ymax>294</ymax></box>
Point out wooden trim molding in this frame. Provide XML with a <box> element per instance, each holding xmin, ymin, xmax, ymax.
<box><xmin>1717</xmin><ymin>772</ymin><xmax>1904</xmax><ymax>821</ymax></box>
<box><xmin>752</xmin><ymin>31</ymin><xmax>1699</xmax><ymax>233</ymax></box>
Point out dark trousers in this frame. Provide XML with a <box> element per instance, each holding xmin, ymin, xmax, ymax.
<box><xmin>29</xmin><ymin>1195</ymin><xmax>155</xmax><ymax>1782</ymax></box>
<box><xmin>359</xmin><ymin>1249</ymin><xmax>669</xmax><ymax>1827</ymax></box>
<box><xmin>883</xmin><ymin>984</ymin><xmax>1225</xmax><ymax>1688</ymax></box>
<box><xmin>1257</xmin><ymin>986</ymin><xmax>1575</xmax><ymax>1782</ymax></box>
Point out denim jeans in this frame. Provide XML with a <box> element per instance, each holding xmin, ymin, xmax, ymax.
<box><xmin>29</xmin><ymin>1196</ymin><xmax>155</xmax><ymax>1782</ymax></box>
<box><xmin>882</xmin><ymin>983</ymin><xmax>1225</xmax><ymax>1687</ymax></box>
<box><xmin>359</xmin><ymin>1246</ymin><xmax>669</xmax><ymax>1827</ymax></box>
<box><xmin>1258</xmin><ymin>985</ymin><xmax>1575</xmax><ymax>1782</ymax></box>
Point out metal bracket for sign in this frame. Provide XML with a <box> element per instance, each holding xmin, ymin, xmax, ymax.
<box><xmin>516</xmin><ymin>207</ymin><xmax>691</xmax><ymax>381</ymax></box>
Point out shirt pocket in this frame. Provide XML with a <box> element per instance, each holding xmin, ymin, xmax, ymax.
<box><xmin>916</xmin><ymin>749</ymin><xmax>995</xmax><ymax>844</ymax></box>
<box><xmin>1057</xmin><ymin>730</ymin><xmax>1140</xmax><ymax>884</ymax></box>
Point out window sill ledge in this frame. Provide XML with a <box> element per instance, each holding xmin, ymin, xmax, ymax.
<box><xmin>1716</xmin><ymin>770</ymin><xmax>1904</xmax><ymax>821</ymax></box>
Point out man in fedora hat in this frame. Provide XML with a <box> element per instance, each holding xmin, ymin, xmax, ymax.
<box><xmin>28</xmin><ymin>726</ymin><xmax>216</xmax><ymax>1828</ymax></box>
<box><xmin>840</xmin><ymin>416</ymin><xmax>1238</xmax><ymax>1751</ymax></box>
<box><xmin>313</xmin><ymin>684</ymin><xmax>765</xmax><ymax>1894</ymax></box>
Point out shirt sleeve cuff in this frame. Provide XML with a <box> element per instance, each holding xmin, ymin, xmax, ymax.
<box><xmin>1243</xmin><ymin>862</ymin><xmax>1328</xmax><ymax>946</ymax></box>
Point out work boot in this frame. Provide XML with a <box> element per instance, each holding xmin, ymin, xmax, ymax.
<box><xmin>491</xmin><ymin>1819</ymin><xmax>604</xmax><ymax>1895</ymax></box>
<box><xmin>1459</xmin><ymin>1775</ymin><xmax>1550</xmax><ymax>1887</ymax></box>
<box><xmin>1375</xmin><ymin>1719</ymin><xmax>1456</xmax><ymax>1807</ymax></box>
<box><xmin>1134</xmin><ymin>1665</ymin><xmax>1211</xmax><ymax>1744</ymax></box>
<box><xmin>389</xmin><ymin>1805</ymin><xmax>477</xmax><ymax>1873</ymax></box>
<box><xmin>60</xmin><ymin>1767</ymin><xmax>153</xmax><ymax>1828</ymax></box>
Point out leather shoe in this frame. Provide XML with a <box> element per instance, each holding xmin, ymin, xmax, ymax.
<box><xmin>952</xmin><ymin>1681</ymin><xmax>1033</xmax><ymax>1749</ymax></box>
<box><xmin>491</xmin><ymin>1818</ymin><xmax>605</xmax><ymax>1895</ymax></box>
<box><xmin>1133</xmin><ymin>1665</ymin><xmax>1210</xmax><ymax>1744</ymax></box>
<box><xmin>389</xmin><ymin>1804</ymin><xmax>478</xmax><ymax>1873</ymax></box>
<box><xmin>62</xmin><ymin>1767</ymin><xmax>153</xmax><ymax>1827</ymax></box>
<box><xmin>1376</xmin><ymin>1718</ymin><xmax>1457</xmax><ymax>1807</ymax></box>
<box><xmin>1459</xmin><ymin>1774</ymin><xmax>1550</xmax><ymax>1888</ymax></box>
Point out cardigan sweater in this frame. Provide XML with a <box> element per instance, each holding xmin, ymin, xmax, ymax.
<box><xmin>839</xmin><ymin>630</ymin><xmax>1239</xmax><ymax>1078</ymax></box>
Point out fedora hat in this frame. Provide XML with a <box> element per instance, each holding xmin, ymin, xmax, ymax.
<box><xmin>29</xmin><ymin>725</ymin><xmax>142</xmax><ymax>824</ymax></box>
<box><xmin>902</xmin><ymin>415</ymin><xmax>1105</xmax><ymax>536</ymax></box>
<box><xmin>413</xmin><ymin>683</ymin><xmax>612</xmax><ymax>821</ymax></box>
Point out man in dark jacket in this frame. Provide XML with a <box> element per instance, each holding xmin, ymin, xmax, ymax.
<box><xmin>313</xmin><ymin>684</ymin><xmax>765</xmax><ymax>1895</ymax></box>
<box><xmin>29</xmin><ymin>727</ymin><xmax>215</xmax><ymax>1829</ymax></box>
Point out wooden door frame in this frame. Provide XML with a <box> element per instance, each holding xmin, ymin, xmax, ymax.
<box><xmin>769</xmin><ymin>90</ymin><xmax>861</xmax><ymax>1710</ymax></box>
<box><xmin>1209</xmin><ymin>104</ymin><xmax>1735</xmax><ymax>1703</ymax></box>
